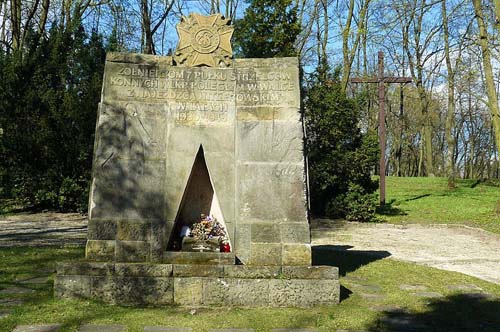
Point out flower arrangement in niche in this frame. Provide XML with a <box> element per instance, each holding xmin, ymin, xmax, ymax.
<box><xmin>190</xmin><ymin>214</ymin><xmax>228</xmax><ymax>242</ymax></box>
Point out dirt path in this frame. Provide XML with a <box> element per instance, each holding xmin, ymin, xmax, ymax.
<box><xmin>0</xmin><ymin>212</ymin><xmax>87</xmax><ymax>247</ymax></box>
<box><xmin>312</xmin><ymin>219</ymin><xmax>500</xmax><ymax>284</ymax></box>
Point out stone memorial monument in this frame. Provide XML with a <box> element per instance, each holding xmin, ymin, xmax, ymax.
<box><xmin>55</xmin><ymin>13</ymin><xmax>340</xmax><ymax>307</ymax></box>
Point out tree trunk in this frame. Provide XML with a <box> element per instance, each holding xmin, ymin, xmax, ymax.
<box><xmin>10</xmin><ymin>0</ymin><xmax>21</xmax><ymax>50</ymax></box>
<box><xmin>473</xmin><ymin>0</ymin><xmax>500</xmax><ymax>163</ymax></box>
<box><xmin>442</xmin><ymin>0</ymin><xmax>456</xmax><ymax>187</ymax></box>
<box><xmin>141</xmin><ymin>0</ymin><xmax>154</xmax><ymax>54</ymax></box>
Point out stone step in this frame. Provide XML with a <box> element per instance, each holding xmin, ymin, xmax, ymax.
<box><xmin>162</xmin><ymin>252</ymin><xmax>235</xmax><ymax>265</ymax></box>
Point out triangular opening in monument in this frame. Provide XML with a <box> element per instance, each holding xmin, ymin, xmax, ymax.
<box><xmin>167</xmin><ymin>145</ymin><xmax>230</xmax><ymax>251</ymax></box>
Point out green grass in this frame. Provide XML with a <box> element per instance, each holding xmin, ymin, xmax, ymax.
<box><xmin>376</xmin><ymin>177</ymin><xmax>500</xmax><ymax>234</ymax></box>
<box><xmin>1</xmin><ymin>247</ymin><xmax>499</xmax><ymax>332</ymax></box>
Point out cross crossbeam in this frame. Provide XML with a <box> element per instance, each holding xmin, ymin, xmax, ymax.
<box><xmin>350</xmin><ymin>51</ymin><xmax>412</xmax><ymax>206</ymax></box>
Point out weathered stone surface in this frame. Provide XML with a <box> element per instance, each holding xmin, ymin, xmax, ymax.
<box><xmin>223</xmin><ymin>265</ymin><xmax>281</xmax><ymax>279</ymax></box>
<box><xmin>271</xmin><ymin>329</ymin><xmax>318</xmax><ymax>332</ymax></box>
<box><xmin>203</xmin><ymin>278</ymin><xmax>270</xmax><ymax>306</ymax></box>
<box><xmin>173</xmin><ymin>277</ymin><xmax>203</xmax><ymax>306</ymax></box>
<box><xmin>281</xmin><ymin>244</ymin><xmax>311</xmax><ymax>266</ymax></box>
<box><xmin>251</xmin><ymin>224</ymin><xmax>280</xmax><ymax>243</ymax></box>
<box><xmin>173</xmin><ymin>264</ymin><xmax>223</xmax><ymax>277</ymax></box>
<box><xmin>114</xmin><ymin>263</ymin><xmax>172</xmax><ymax>277</ymax></box>
<box><xmin>91</xmin><ymin>276</ymin><xmax>173</xmax><ymax>305</ymax></box>
<box><xmin>269</xmin><ymin>279</ymin><xmax>340</xmax><ymax>307</ymax></box>
<box><xmin>233</xmin><ymin>224</ymin><xmax>251</xmax><ymax>264</ymax></box>
<box><xmin>163</xmin><ymin>252</ymin><xmax>235</xmax><ymax>265</ymax></box>
<box><xmin>209</xmin><ymin>329</ymin><xmax>254</xmax><ymax>332</ymax></box>
<box><xmin>399</xmin><ymin>284</ymin><xmax>428</xmax><ymax>291</ymax></box>
<box><xmin>174</xmin><ymin>13</ymin><xmax>234</xmax><ymax>68</ymax></box>
<box><xmin>16</xmin><ymin>276</ymin><xmax>50</xmax><ymax>284</ymax></box>
<box><xmin>106</xmin><ymin>52</ymin><xmax>172</xmax><ymax>66</ymax></box>
<box><xmin>87</xmin><ymin>219</ymin><xmax>117</xmax><ymax>240</ymax></box>
<box><xmin>250</xmin><ymin>243</ymin><xmax>281</xmax><ymax>266</ymax></box>
<box><xmin>0</xmin><ymin>286</ymin><xmax>34</xmax><ymax>295</ymax></box>
<box><xmin>85</xmin><ymin>240</ymin><xmax>115</xmax><ymax>261</ymax></box>
<box><xmin>57</xmin><ymin>262</ymin><xmax>115</xmax><ymax>276</ymax></box>
<box><xmin>151</xmin><ymin>220</ymin><xmax>168</xmax><ymax>262</ymax></box>
<box><xmin>280</xmin><ymin>223</ymin><xmax>311</xmax><ymax>244</ymax></box>
<box><xmin>117</xmin><ymin>220</ymin><xmax>151</xmax><ymax>241</ymax></box>
<box><xmin>281</xmin><ymin>266</ymin><xmax>338</xmax><ymax>279</ymax></box>
<box><xmin>54</xmin><ymin>275</ymin><xmax>91</xmax><ymax>299</ymax></box>
<box><xmin>0</xmin><ymin>298</ymin><xmax>24</xmax><ymax>306</ymax></box>
<box><xmin>236</xmin><ymin>121</ymin><xmax>303</xmax><ymax>163</ymax></box>
<box><xmin>144</xmin><ymin>327</ymin><xmax>192</xmax><ymax>332</ymax></box>
<box><xmin>13</xmin><ymin>325</ymin><xmax>62</xmax><ymax>332</ymax></box>
<box><xmin>78</xmin><ymin>325</ymin><xmax>126</xmax><ymax>332</ymax></box>
<box><xmin>237</xmin><ymin>163</ymin><xmax>307</xmax><ymax>223</ymax></box>
<box><xmin>116</xmin><ymin>240</ymin><xmax>150</xmax><ymax>262</ymax></box>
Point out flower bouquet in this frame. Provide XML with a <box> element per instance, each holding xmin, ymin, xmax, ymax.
<box><xmin>182</xmin><ymin>214</ymin><xmax>230</xmax><ymax>252</ymax></box>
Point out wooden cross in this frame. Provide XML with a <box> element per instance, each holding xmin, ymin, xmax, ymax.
<box><xmin>351</xmin><ymin>51</ymin><xmax>412</xmax><ymax>206</ymax></box>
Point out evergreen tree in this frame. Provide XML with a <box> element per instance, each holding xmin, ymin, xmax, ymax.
<box><xmin>233</xmin><ymin>0</ymin><xmax>300</xmax><ymax>58</ymax></box>
<box><xmin>304</xmin><ymin>66</ymin><xmax>379</xmax><ymax>221</ymax></box>
<box><xmin>0</xmin><ymin>24</ymin><xmax>105</xmax><ymax>212</ymax></box>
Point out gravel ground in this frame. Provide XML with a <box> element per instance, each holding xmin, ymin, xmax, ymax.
<box><xmin>312</xmin><ymin>219</ymin><xmax>500</xmax><ymax>284</ymax></box>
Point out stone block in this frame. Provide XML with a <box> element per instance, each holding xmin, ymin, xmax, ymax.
<box><xmin>223</xmin><ymin>265</ymin><xmax>281</xmax><ymax>279</ymax></box>
<box><xmin>117</xmin><ymin>220</ymin><xmax>151</xmax><ymax>241</ymax></box>
<box><xmin>54</xmin><ymin>275</ymin><xmax>91</xmax><ymax>299</ymax></box>
<box><xmin>90</xmin><ymin>276</ymin><xmax>118</xmax><ymax>304</ymax></box>
<box><xmin>202</xmin><ymin>278</ymin><xmax>270</xmax><ymax>306</ymax></box>
<box><xmin>281</xmin><ymin>266</ymin><xmax>338</xmax><ymax>280</ymax></box>
<box><xmin>250</xmin><ymin>243</ymin><xmax>281</xmax><ymax>266</ymax></box>
<box><xmin>163</xmin><ymin>252</ymin><xmax>235</xmax><ymax>265</ymax></box>
<box><xmin>236</xmin><ymin>121</ymin><xmax>303</xmax><ymax>163</ymax></box>
<box><xmin>173</xmin><ymin>277</ymin><xmax>203</xmax><ymax>306</ymax></box>
<box><xmin>225</xmin><ymin>279</ymin><xmax>270</xmax><ymax>306</ymax></box>
<box><xmin>209</xmin><ymin>329</ymin><xmax>254</xmax><ymax>332</ymax></box>
<box><xmin>116</xmin><ymin>241</ymin><xmax>150</xmax><ymax>262</ymax></box>
<box><xmin>151</xmin><ymin>220</ymin><xmax>168</xmax><ymax>262</ymax></box>
<box><xmin>57</xmin><ymin>262</ymin><xmax>115</xmax><ymax>276</ymax></box>
<box><xmin>114</xmin><ymin>263</ymin><xmax>172</xmax><ymax>277</ymax></box>
<box><xmin>144</xmin><ymin>328</ymin><xmax>192</xmax><ymax>332</ymax></box>
<box><xmin>269</xmin><ymin>279</ymin><xmax>340</xmax><ymax>307</ymax></box>
<box><xmin>280</xmin><ymin>223</ymin><xmax>310</xmax><ymax>244</ymax></box>
<box><xmin>233</xmin><ymin>223</ymin><xmax>251</xmax><ymax>265</ymax></box>
<box><xmin>173</xmin><ymin>264</ymin><xmax>223</xmax><ymax>277</ymax></box>
<box><xmin>87</xmin><ymin>219</ymin><xmax>117</xmax><ymax>240</ymax></box>
<box><xmin>85</xmin><ymin>240</ymin><xmax>115</xmax><ymax>261</ymax></box>
<box><xmin>89</xmin><ymin>158</ymin><xmax>166</xmax><ymax>221</ymax></box>
<box><xmin>237</xmin><ymin>162</ymin><xmax>307</xmax><ymax>222</ymax></box>
<box><xmin>251</xmin><ymin>223</ymin><xmax>280</xmax><ymax>243</ymax></box>
<box><xmin>78</xmin><ymin>325</ymin><xmax>126</xmax><ymax>332</ymax></box>
<box><xmin>200</xmin><ymin>278</ymin><xmax>227</xmax><ymax>305</ymax></box>
<box><xmin>281</xmin><ymin>244</ymin><xmax>311</xmax><ymax>266</ymax></box>
<box><xmin>271</xmin><ymin>329</ymin><xmax>318</xmax><ymax>332</ymax></box>
<box><xmin>91</xmin><ymin>276</ymin><xmax>173</xmax><ymax>305</ymax></box>
<box><xmin>13</xmin><ymin>325</ymin><xmax>62</xmax><ymax>332</ymax></box>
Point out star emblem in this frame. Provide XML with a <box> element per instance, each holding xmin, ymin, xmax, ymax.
<box><xmin>174</xmin><ymin>13</ymin><xmax>234</xmax><ymax>67</ymax></box>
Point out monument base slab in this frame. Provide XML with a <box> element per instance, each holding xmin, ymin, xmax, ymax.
<box><xmin>55</xmin><ymin>262</ymin><xmax>340</xmax><ymax>307</ymax></box>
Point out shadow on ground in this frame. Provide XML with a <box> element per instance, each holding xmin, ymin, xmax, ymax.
<box><xmin>376</xmin><ymin>199</ymin><xmax>407</xmax><ymax>216</ymax></box>
<box><xmin>312</xmin><ymin>245</ymin><xmax>391</xmax><ymax>276</ymax></box>
<box><xmin>367</xmin><ymin>293</ymin><xmax>500</xmax><ymax>332</ymax></box>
